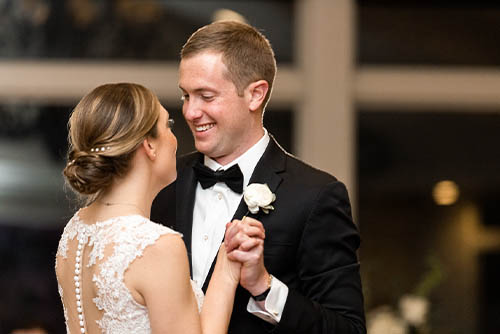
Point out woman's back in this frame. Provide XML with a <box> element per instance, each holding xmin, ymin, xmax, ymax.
<box><xmin>55</xmin><ymin>211</ymin><xmax>195</xmax><ymax>334</ymax></box>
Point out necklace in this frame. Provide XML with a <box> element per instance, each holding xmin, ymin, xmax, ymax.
<box><xmin>98</xmin><ymin>201</ymin><xmax>147</xmax><ymax>217</ymax></box>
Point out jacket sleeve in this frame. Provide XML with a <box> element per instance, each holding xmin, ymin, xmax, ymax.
<box><xmin>277</xmin><ymin>180</ymin><xmax>366</xmax><ymax>334</ymax></box>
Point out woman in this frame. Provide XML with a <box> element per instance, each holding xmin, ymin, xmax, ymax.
<box><xmin>56</xmin><ymin>83</ymin><xmax>263</xmax><ymax>333</ymax></box>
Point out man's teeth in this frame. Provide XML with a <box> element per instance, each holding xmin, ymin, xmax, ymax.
<box><xmin>196</xmin><ymin>124</ymin><xmax>214</xmax><ymax>132</ymax></box>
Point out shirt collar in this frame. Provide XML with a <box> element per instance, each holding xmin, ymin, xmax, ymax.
<box><xmin>204</xmin><ymin>128</ymin><xmax>270</xmax><ymax>188</ymax></box>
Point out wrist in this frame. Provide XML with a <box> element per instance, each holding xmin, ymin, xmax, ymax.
<box><xmin>248</xmin><ymin>272</ymin><xmax>272</xmax><ymax>297</ymax></box>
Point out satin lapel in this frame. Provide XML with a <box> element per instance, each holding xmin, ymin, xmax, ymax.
<box><xmin>202</xmin><ymin>136</ymin><xmax>286</xmax><ymax>291</ymax></box>
<box><xmin>176</xmin><ymin>153</ymin><xmax>203</xmax><ymax>275</ymax></box>
<box><xmin>233</xmin><ymin>136</ymin><xmax>285</xmax><ymax>220</ymax></box>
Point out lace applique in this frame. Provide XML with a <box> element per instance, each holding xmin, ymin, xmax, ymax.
<box><xmin>57</xmin><ymin>282</ymin><xmax>70</xmax><ymax>334</ymax></box>
<box><xmin>56</xmin><ymin>214</ymin><xmax>79</xmax><ymax>259</ymax></box>
<box><xmin>56</xmin><ymin>213</ymin><xmax>204</xmax><ymax>333</ymax></box>
<box><xmin>191</xmin><ymin>280</ymin><xmax>205</xmax><ymax>312</ymax></box>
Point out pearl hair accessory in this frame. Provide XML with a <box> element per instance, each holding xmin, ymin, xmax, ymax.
<box><xmin>66</xmin><ymin>146</ymin><xmax>111</xmax><ymax>167</ymax></box>
<box><xmin>90</xmin><ymin>146</ymin><xmax>111</xmax><ymax>153</ymax></box>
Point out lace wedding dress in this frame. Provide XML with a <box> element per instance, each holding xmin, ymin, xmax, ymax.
<box><xmin>55</xmin><ymin>212</ymin><xmax>204</xmax><ymax>334</ymax></box>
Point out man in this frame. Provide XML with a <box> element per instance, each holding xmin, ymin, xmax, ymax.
<box><xmin>152</xmin><ymin>21</ymin><xmax>365</xmax><ymax>334</ymax></box>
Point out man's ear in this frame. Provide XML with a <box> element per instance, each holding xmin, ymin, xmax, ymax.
<box><xmin>142</xmin><ymin>138</ymin><xmax>157</xmax><ymax>161</ymax></box>
<box><xmin>247</xmin><ymin>80</ymin><xmax>269</xmax><ymax>112</ymax></box>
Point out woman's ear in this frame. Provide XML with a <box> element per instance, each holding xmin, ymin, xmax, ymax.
<box><xmin>247</xmin><ymin>80</ymin><xmax>269</xmax><ymax>112</ymax></box>
<box><xmin>142</xmin><ymin>138</ymin><xmax>157</xmax><ymax>161</ymax></box>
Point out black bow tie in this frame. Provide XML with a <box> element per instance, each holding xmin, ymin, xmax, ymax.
<box><xmin>193</xmin><ymin>162</ymin><xmax>244</xmax><ymax>194</ymax></box>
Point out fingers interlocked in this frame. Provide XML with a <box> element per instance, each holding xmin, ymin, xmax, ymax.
<box><xmin>225</xmin><ymin>217</ymin><xmax>265</xmax><ymax>254</ymax></box>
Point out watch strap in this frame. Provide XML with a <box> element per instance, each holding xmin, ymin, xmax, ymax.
<box><xmin>251</xmin><ymin>274</ymin><xmax>273</xmax><ymax>301</ymax></box>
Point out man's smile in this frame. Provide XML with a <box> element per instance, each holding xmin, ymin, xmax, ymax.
<box><xmin>195</xmin><ymin>123</ymin><xmax>215</xmax><ymax>132</ymax></box>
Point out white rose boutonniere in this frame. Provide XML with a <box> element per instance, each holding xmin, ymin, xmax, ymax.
<box><xmin>243</xmin><ymin>183</ymin><xmax>276</xmax><ymax>214</ymax></box>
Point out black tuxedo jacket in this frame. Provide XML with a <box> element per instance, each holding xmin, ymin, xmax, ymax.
<box><xmin>152</xmin><ymin>136</ymin><xmax>365</xmax><ymax>334</ymax></box>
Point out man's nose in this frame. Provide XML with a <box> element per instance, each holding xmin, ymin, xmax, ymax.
<box><xmin>183</xmin><ymin>99</ymin><xmax>202</xmax><ymax>121</ymax></box>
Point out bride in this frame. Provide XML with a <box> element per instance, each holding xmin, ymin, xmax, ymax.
<box><xmin>55</xmin><ymin>83</ymin><xmax>264</xmax><ymax>333</ymax></box>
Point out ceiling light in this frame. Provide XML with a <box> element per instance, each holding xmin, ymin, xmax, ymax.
<box><xmin>432</xmin><ymin>180</ymin><xmax>459</xmax><ymax>206</ymax></box>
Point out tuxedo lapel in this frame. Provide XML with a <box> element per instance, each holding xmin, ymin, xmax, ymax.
<box><xmin>176</xmin><ymin>153</ymin><xmax>203</xmax><ymax>275</ymax></box>
<box><xmin>202</xmin><ymin>136</ymin><xmax>286</xmax><ymax>291</ymax></box>
<box><xmin>233</xmin><ymin>135</ymin><xmax>286</xmax><ymax>220</ymax></box>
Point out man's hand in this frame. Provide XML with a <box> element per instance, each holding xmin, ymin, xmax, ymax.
<box><xmin>225</xmin><ymin>217</ymin><xmax>270</xmax><ymax>296</ymax></box>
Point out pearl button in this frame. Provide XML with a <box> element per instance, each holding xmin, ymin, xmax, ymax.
<box><xmin>77</xmin><ymin>244</ymin><xmax>82</xmax><ymax>250</ymax></box>
<box><xmin>203</xmin><ymin>235</ymin><xmax>208</xmax><ymax>241</ymax></box>
<box><xmin>75</xmin><ymin>288</ymin><xmax>80</xmax><ymax>294</ymax></box>
<box><xmin>80</xmin><ymin>328</ymin><xmax>85</xmax><ymax>333</ymax></box>
<box><xmin>74</xmin><ymin>275</ymin><xmax>79</xmax><ymax>282</ymax></box>
<box><xmin>75</xmin><ymin>281</ymin><xmax>80</xmax><ymax>288</ymax></box>
<box><xmin>217</xmin><ymin>193</ymin><xmax>223</xmax><ymax>200</ymax></box>
<box><xmin>80</xmin><ymin>320</ymin><xmax>84</xmax><ymax>326</ymax></box>
<box><xmin>76</xmin><ymin>294</ymin><xmax>81</xmax><ymax>300</ymax></box>
<box><xmin>77</xmin><ymin>306</ymin><xmax>82</xmax><ymax>313</ymax></box>
<box><xmin>77</xmin><ymin>300</ymin><xmax>81</xmax><ymax>307</ymax></box>
<box><xmin>79</xmin><ymin>314</ymin><xmax>83</xmax><ymax>320</ymax></box>
<box><xmin>75</xmin><ymin>269</ymin><xmax>80</xmax><ymax>275</ymax></box>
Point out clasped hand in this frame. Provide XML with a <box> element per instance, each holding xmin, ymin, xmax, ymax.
<box><xmin>224</xmin><ymin>217</ymin><xmax>270</xmax><ymax>297</ymax></box>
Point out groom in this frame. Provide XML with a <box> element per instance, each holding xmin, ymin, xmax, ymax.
<box><xmin>152</xmin><ymin>21</ymin><xmax>365</xmax><ymax>334</ymax></box>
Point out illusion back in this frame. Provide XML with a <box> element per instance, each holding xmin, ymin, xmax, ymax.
<box><xmin>55</xmin><ymin>213</ymin><xmax>203</xmax><ymax>334</ymax></box>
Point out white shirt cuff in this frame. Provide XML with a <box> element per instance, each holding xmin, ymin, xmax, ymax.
<box><xmin>246</xmin><ymin>276</ymin><xmax>289</xmax><ymax>324</ymax></box>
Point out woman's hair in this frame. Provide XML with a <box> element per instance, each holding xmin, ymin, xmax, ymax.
<box><xmin>181</xmin><ymin>20</ymin><xmax>277</xmax><ymax>110</ymax></box>
<box><xmin>63</xmin><ymin>83</ymin><xmax>161</xmax><ymax>202</ymax></box>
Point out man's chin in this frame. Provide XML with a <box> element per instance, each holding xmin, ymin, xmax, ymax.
<box><xmin>194</xmin><ymin>142</ymin><xmax>214</xmax><ymax>156</ymax></box>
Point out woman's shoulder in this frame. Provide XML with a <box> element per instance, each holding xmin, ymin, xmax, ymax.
<box><xmin>125</xmin><ymin>218</ymin><xmax>188</xmax><ymax>282</ymax></box>
<box><xmin>102</xmin><ymin>216</ymin><xmax>185</xmax><ymax>271</ymax></box>
<box><xmin>115</xmin><ymin>215</ymin><xmax>183</xmax><ymax>245</ymax></box>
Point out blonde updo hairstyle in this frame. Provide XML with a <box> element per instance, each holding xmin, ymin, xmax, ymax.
<box><xmin>63</xmin><ymin>83</ymin><xmax>161</xmax><ymax>203</ymax></box>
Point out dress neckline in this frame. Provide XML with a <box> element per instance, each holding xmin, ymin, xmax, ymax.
<box><xmin>73</xmin><ymin>210</ymin><xmax>148</xmax><ymax>228</ymax></box>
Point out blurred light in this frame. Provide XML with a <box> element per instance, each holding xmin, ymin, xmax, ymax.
<box><xmin>432</xmin><ymin>180</ymin><xmax>459</xmax><ymax>206</ymax></box>
<box><xmin>212</xmin><ymin>9</ymin><xmax>247</xmax><ymax>23</ymax></box>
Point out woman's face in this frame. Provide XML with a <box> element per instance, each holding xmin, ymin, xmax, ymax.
<box><xmin>153</xmin><ymin>105</ymin><xmax>177</xmax><ymax>187</ymax></box>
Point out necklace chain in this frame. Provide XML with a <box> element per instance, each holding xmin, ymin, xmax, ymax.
<box><xmin>98</xmin><ymin>201</ymin><xmax>147</xmax><ymax>217</ymax></box>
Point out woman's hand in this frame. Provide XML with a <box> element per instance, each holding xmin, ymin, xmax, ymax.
<box><xmin>216</xmin><ymin>243</ymin><xmax>241</xmax><ymax>286</ymax></box>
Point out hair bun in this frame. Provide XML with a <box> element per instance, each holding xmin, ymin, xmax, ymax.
<box><xmin>63</xmin><ymin>152</ymin><xmax>116</xmax><ymax>195</ymax></box>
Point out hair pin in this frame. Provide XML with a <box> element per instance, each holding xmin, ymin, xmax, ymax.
<box><xmin>90</xmin><ymin>146</ymin><xmax>111</xmax><ymax>153</ymax></box>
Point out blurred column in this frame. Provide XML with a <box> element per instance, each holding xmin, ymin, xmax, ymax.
<box><xmin>295</xmin><ymin>0</ymin><xmax>356</xmax><ymax>206</ymax></box>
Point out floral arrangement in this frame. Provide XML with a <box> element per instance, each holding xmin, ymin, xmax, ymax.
<box><xmin>367</xmin><ymin>256</ymin><xmax>444</xmax><ymax>334</ymax></box>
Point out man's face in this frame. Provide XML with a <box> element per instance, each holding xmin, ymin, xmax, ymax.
<box><xmin>179</xmin><ymin>51</ymin><xmax>255</xmax><ymax>165</ymax></box>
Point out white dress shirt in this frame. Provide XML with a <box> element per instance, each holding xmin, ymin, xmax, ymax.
<box><xmin>191</xmin><ymin>129</ymin><xmax>288</xmax><ymax>323</ymax></box>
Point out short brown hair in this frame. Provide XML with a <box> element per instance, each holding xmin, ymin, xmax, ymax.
<box><xmin>63</xmin><ymin>83</ymin><xmax>161</xmax><ymax>202</ymax></box>
<box><xmin>181</xmin><ymin>21</ymin><xmax>277</xmax><ymax>110</ymax></box>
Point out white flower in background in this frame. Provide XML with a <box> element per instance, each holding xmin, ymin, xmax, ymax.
<box><xmin>399</xmin><ymin>294</ymin><xmax>429</xmax><ymax>327</ymax></box>
<box><xmin>367</xmin><ymin>306</ymin><xmax>407</xmax><ymax>334</ymax></box>
<box><xmin>243</xmin><ymin>183</ymin><xmax>276</xmax><ymax>214</ymax></box>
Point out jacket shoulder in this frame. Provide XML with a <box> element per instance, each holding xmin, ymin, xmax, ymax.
<box><xmin>283</xmin><ymin>151</ymin><xmax>340</xmax><ymax>186</ymax></box>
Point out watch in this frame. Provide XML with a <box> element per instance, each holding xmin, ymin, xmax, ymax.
<box><xmin>251</xmin><ymin>274</ymin><xmax>273</xmax><ymax>301</ymax></box>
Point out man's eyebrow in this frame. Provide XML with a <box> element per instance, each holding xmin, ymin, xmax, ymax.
<box><xmin>178</xmin><ymin>86</ymin><xmax>217</xmax><ymax>94</ymax></box>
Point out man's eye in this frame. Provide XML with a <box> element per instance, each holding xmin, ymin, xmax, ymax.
<box><xmin>202</xmin><ymin>95</ymin><xmax>214</xmax><ymax>101</ymax></box>
<box><xmin>181</xmin><ymin>94</ymin><xmax>189</xmax><ymax>101</ymax></box>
